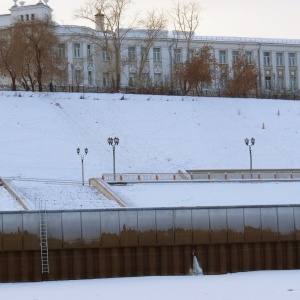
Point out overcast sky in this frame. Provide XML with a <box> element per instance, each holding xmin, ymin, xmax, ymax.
<box><xmin>0</xmin><ymin>0</ymin><xmax>299</xmax><ymax>39</ymax></box>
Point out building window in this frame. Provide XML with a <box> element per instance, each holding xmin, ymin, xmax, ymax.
<box><xmin>26</xmin><ymin>14</ymin><xmax>29</xmax><ymax>21</ymax></box>
<box><xmin>87</xmin><ymin>45</ymin><xmax>91</xmax><ymax>58</ymax></box>
<box><xmin>128</xmin><ymin>72</ymin><xmax>136</xmax><ymax>87</ymax></box>
<box><xmin>58</xmin><ymin>44</ymin><xmax>65</xmax><ymax>58</ymax></box>
<box><xmin>290</xmin><ymin>77</ymin><xmax>296</xmax><ymax>90</ymax></box>
<box><xmin>245</xmin><ymin>51</ymin><xmax>252</xmax><ymax>64</ymax></box>
<box><xmin>31</xmin><ymin>14</ymin><xmax>35</xmax><ymax>20</ymax></box>
<box><xmin>142</xmin><ymin>74</ymin><xmax>149</xmax><ymax>87</ymax></box>
<box><xmin>276</xmin><ymin>52</ymin><xmax>283</xmax><ymax>66</ymax></box>
<box><xmin>74</xmin><ymin>69</ymin><xmax>81</xmax><ymax>85</ymax></box>
<box><xmin>263</xmin><ymin>52</ymin><xmax>271</xmax><ymax>65</ymax></box>
<box><xmin>174</xmin><ymin>49</ymin><xmax>181</xmax><ymax>63</ymax></box>
<box><xmin>153</xmin><ymin>48</ymin><xmax>161</xmax><ymax>62</ymax></box>
<box><xmin>88</xmin><ymin>71</ymin><xmax>92</xmax><ymax>85</ymax></box>
<box><xmin>219</xmin><ymin>50</ymin><xmax>227</xmax><ymax>64</ymax></box>
<box><xmin>277</xmin><ymin>77</ymin><xmax>284</xmax><ymax>90</ymax></box>
<box><xmin>20</xmin><ymin>15</ymin><xmax>24</xmax><ymax>21</ymax></box>
<box><xmin>102</xmin><ymin>48</ymin><xmax>108</xmax><ymax>61</ymax></box>
<box><xmin>141</xmin><ymin>47</ymin><xmax>148</xmax><ymax>61</ymax></box>
<box><xmin>128</xmin><ymin>47</ymin><xmax>136</xmax><ymax>61</ymax></box>
<box><xmin>232</xmin><ymin>50</ymin><xmax>239</xmax><ymax>63</ymax></box>
<box><xmin>188</xmin><ymin>49</ymin><xmax>194</xmax><ymax>61</ymax></box>
<box><xmin>103</xmin><ymin>73</ymin><xmax>108</xmax><ymax>87</ymax></box>
<box><xmin>154</xmin><ymin>73</ymin><xmax>162</xmax><ymax>85</ymax></box>
<box><xmin>265</xmin><ymin>76</ymin><xmax>271</xmax><ymax>90</ymax></box>
<box><xmin>74</xmin><ymin>43</ymin><xmax>80</xmax><ymax>58</ymax></box>
<box><xmin>289</xmin><ymin>53</ymin><xmax>296</xmax><ymax>66</ymax></box>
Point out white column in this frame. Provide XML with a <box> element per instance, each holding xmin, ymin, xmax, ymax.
<box><xmin>284</xmin><ymin>51</ymin><xmax>289</xmax><ymax>89</ymax></box>
<box><xmin>67</xmin><ymin>43</ymin><xmax>73</xmax><ymax>85</ymax></box>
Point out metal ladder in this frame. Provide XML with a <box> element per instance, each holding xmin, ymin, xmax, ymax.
<box><xmin>39</xmin><ymin>200</ymin><xmax>49</xmax><ymax>274</ymax></box>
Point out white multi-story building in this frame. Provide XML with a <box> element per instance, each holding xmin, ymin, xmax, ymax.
<box><xmin>1</xmin><ymin>0</ymin><xmax>300</xmax><ymax>94</ymax></box>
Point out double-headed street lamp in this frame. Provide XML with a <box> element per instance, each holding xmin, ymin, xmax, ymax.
<box><xmin>77</xmin><ymin>147</ymin><xmax>88</xmax><ymax>185</ymax></box>
<box><xmin>244</xmin><ymin>137</ymin><xmax>255</xmax><ymax>176</ymax></box>
<box><xmin>108</xmin><ymin>137</ymin><xmax>119</xmax><ymax>181</ymax></box>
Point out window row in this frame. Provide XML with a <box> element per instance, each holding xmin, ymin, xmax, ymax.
<box><xmin>19</xmin><ymin>13</ymin><xmax>35</xmax><ymax>21</ymax></box>
<box><xmin>264</xmin><ymin>76</ymin><xmax>297</xmax><ymax>91</ymax></box>
<box><xmin>58</xmin><ymin>43</ymin><xmax>92</xmax><ymax>58</ymax></box>
<box><xmin>263</xmin><ymin>51</ymin><xmax>296</xmax><ymax>66</ymax></box>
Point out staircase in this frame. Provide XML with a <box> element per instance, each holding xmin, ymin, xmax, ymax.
<box><xmin>39</xmin><ymin>200</ymin><xmax>49</xmax><ymax>274</ymax></box>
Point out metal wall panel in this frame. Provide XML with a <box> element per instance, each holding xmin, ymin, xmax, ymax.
<box><xmin>119</xmin><ymin>210</ymin><xmax>138</xmax><ymax>247</ymax></box>
<box><xmin>156</xmin><ymin>210</ymin><xmax>174</xmax><ymax>246</ymax></box>
<box><xmin>244</xmin><ymin>208</ymin><xmax>261</xmax><ymax>242</ymax></box>
<box><xmin>137</xmin><ymin>210</ymin><xmax>156</xmax><ymax>246</ymax></box>
<box><xmin>2</xmin><ymin>213</ymin><xmax>23</xmax><ymax>251</ymax></box>
<box><xmin>47</xmin><ymin>213</ymin><xmax>63</xmax><ymax>249</ymax></box>
<box><xmin>22</xmin><ymin>213</ymin><xmax>40</xmax><ymax>250</ymax></box>
<box><xmin>277</xmin><ymin>207</ymin><xmax>295</xmax><ymax>241</ymax></box>
<box><xmin>261</xmin><ymin>207</ymin><xmax>278</xmax><ymax>242</ymax></box>
<box><xmin>81</xmin><ymin>211</ymin><xmax>101</xmax><ymax>248</ymax></box>
<box><xmin>210</xmin><ymin>209</ymin><xmax>227</xmax><ymax>244</ymax></box>
<box><xmin>100</xmin><ymin>211</ymin><xmax>120</xmax><ymax>247</ymax></box>
<box><xmin>294</xmin><ymin>207</ymin><xmax>300</xmax><ymax>241</ymax></box>
<box><xmin>174</xmin><ymin>209</ymin><xmax>192</xmax><ymax>245</ymax></box>
<box><xmin>62</xmin><ymin>212</ymin><xmax>82</xmax><ymax>248</ymax></box>
<box><xmin>0</xmin><ymin>214</ymin><xmax>2</xmax><ymax>251</ymax></box>
<box><xmin>192</xmin><ymin>209</ymin><xmax>210</xmax><ymax>244</ymax></box>
<box><xmin>227</xmin><ymin>208</ymin><xmax>244</xmax><ymax>243</ymax></box>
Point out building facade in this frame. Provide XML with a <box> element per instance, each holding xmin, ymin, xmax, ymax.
<box><xmin>1</xmin><ymin>0</ymin><xmax>300</xmax><ymax>94</ymax></box>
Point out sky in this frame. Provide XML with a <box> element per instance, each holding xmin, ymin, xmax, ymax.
<box><xmin>0</xmin><ymin>0</ymin><xmax>300</xmax><ymax>39</ymax></box>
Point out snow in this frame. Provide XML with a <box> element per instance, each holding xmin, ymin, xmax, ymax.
<box><xmin>0</xmin><ymin>91</ymin><xmax>299</xmax><ymax>210</ymax></box>
<box><xmin>1</xmin><ymin>271</ymin><xmax>300</xmax><ymax>300</ymax></box>
<box><xmin>1</xmin><ymin>91</ymin><xmax>300</xmax><ymax>297</ymax></box>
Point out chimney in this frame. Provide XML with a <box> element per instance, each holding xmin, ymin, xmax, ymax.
<box><xmin>95</xmin><ymin>11</ymin><xmax>105</xmax><ymax>32</ymax></box>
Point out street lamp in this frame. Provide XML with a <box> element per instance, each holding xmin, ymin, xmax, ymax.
<box><xmin>108</xmin><ymin>137</ymin><xmax>119</xmax><ymax>181</ymax></box>
<box><xmin>244</xmin><ymin>137</ymin><xmax>255</xmax><ymax>176</ymax></box>
<box><xmin>77</xmin><ymin>147</ymin><xmax>88</xmax><ymax>185</ymax></box>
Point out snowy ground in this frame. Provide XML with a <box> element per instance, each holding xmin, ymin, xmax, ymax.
<box><xmin>1</xmin><ymin>92</ymin><xmax>300</xmax><ymax>297</ymax></box>
<box><xmin>1</xmin><ymin>271</ymin><xmax>300</xmax><ymax>300</ymax></box>
<box><xmin>0</xmin><ymin>91</ymin><xmax>299</xmax><ymax>210</ymax></box>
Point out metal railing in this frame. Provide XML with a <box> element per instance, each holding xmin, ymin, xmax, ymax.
<box><xmin>101</xmin><ymin>170</ymin><xmax>300</xmax><ymax>182</ymax></box>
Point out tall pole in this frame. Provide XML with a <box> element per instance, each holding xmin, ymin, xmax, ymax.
<box><xmin>249</xmin><ymin>146</ymin><xmax>252</xmax><ymax>173</ymax></box>
<box><xmin>245</xmin><ymin>138</ymin><xmax>255</xmax><ymax>179</ymax></box>
<box><xmin>77</xmin><ymin>147</ymin><xmax>88</xmax><ymax>185</ymax></box>
<box><xmin>81</xmin><ymin>156</ymin><xmax>84</xmax><ymax>185</ymax></box>
<box><xmin>108</xmin><ymin>137</ymin><xmax>119</xmax><ymax>181</ymax></box>
<box><xmin>113</xmin><ymin>144</ymin><xmax>116</xmax><ymax>181</ymax></box>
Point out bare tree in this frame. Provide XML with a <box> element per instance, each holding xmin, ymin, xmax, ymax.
<box><xmin>13</xmin><ymin>18</ymin><xmax>61</xmax><ymax>92</ymax></box>
<box><xmin>0</xmin><ymin>27</ymin><xmax>24</xmax><ymax>90</ymax></box>
<box><xmin>177</xmin><ymin>44</ymin><xmax>217</xmax><ymax>95</ymax></box>
<box><xmin>132</xmin><ymin>9</ymin><xmax>168</xmax><ymax>90</ymax></box>
<box><xmin>169</xmin><ymin>1</ymin><xmax>201</xmax><ymax>92</ymax></box>
<box><xmin>170</xmin><ymin>1</ymin><xmax>201</xmax><ymax>59</ymax></box>
<box><xmin>225</xmin><ymin>46</ymin><xmax>259</xmax><ymax>97</ymax></box>
<box><xmin>75</xmin><ymin>0</ymin><xmax>137</xmax><ymax>91</ymax></box>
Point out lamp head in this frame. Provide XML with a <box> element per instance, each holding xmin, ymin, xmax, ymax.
<box><xmin>114</xmin><ymin>137</ymin><xmax>119</xmax><ymax>145</ymax></box>
<box><xmin>77</xmin><ymin>147</ymin><xmax>80</xmax><ymax>155</ymax></box>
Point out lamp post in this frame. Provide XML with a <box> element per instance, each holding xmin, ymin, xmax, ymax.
<box><xmin>244</xmin><ymin>137</ymin><xmax>255</xmax><ymax>177</ymax></box>
<box><xmin>108</xmin><ymin>137</ymin><xmax>119</xmax><ymax>181</ymax></box>
<box><xmin>77</xmin><ymin>147</ymin><xmax>88</xmax><ymax>185</ymax></box>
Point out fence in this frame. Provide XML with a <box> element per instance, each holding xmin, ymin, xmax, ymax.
<box><xmin>101</xmin><ymin>169</ymin><xmax>300</xmax><ymax>182</ymax></box>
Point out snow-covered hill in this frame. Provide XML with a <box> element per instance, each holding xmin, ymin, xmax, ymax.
<box><xmin>1</xmin><ymin>91</ymin><xmax>299</xmax><ymax>181</ymax></box>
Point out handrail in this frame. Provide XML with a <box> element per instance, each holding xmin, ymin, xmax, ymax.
<box><xmin>101</xmin><ymin>170</ymin><xmax>300</xmax><ymax>182</ymax></box>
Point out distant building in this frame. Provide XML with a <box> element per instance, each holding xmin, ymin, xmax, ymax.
<box><xmin>1</xmin><ymin>0</ymin><xmax>300</xmax><ymax>94</ymax></box>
